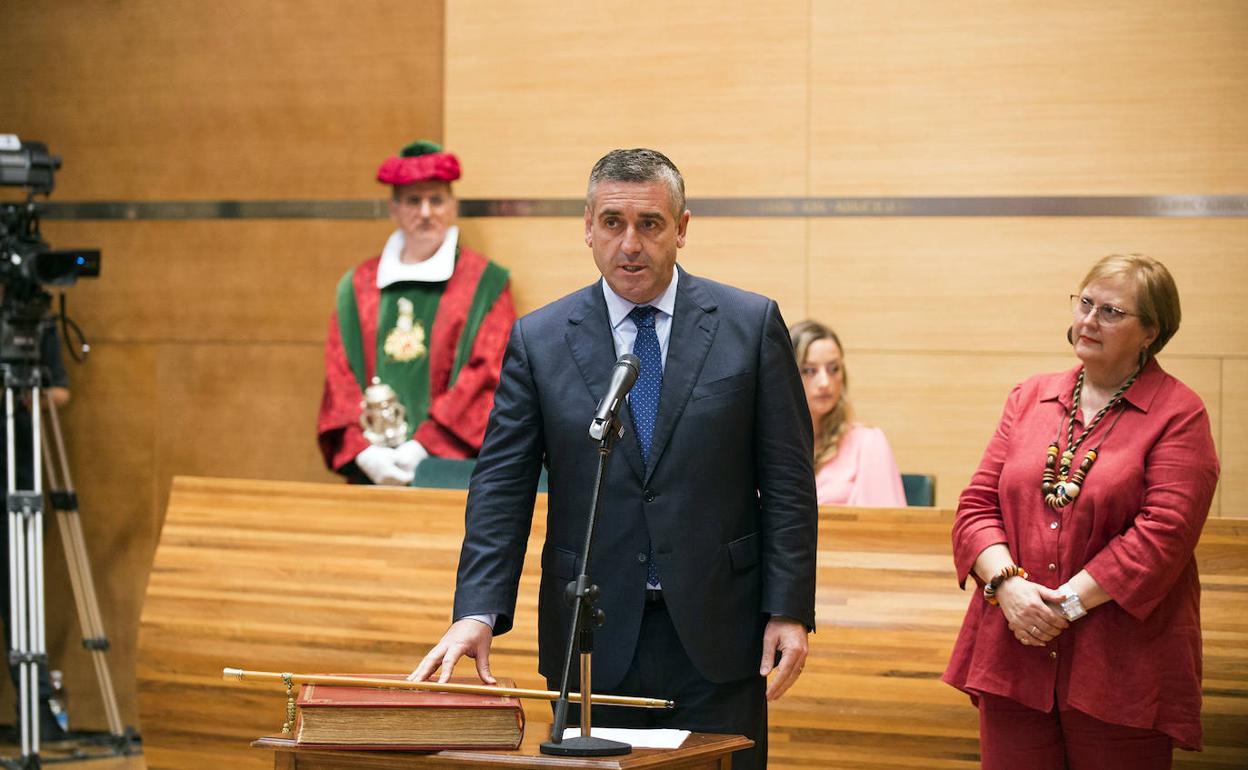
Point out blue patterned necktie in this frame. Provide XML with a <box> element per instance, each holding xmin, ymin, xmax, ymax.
<box><xmin>628</xmin><ymin>305</ymin><xmax>663</xmax><ymax>587</ymax></box>
<box><xmin>628</xmin><ymin>305</ymin><xmax>662</xmax><ymax>465</ymax></box>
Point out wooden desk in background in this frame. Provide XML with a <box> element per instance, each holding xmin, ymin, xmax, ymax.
<box><xmin>137</xmin><ymin>477</ymin><xmax>1248</xmax><ymax>770</ymax></box>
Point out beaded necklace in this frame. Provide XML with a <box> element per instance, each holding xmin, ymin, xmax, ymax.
<box><xmin>1041</xmin><ymin>367</ymin><xmax>1139</xmax><ymax>509</ymax></box>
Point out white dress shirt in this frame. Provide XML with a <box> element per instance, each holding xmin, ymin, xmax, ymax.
<box><xmin>599</xmin><ymin>267</ymin><xmax>679</xmax><ymax>368</ymax></box>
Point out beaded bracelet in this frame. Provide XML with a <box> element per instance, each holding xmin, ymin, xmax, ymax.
<box><xmin>982</xmin><ymin>565</ymin><xmax>1028</xmax><ymax>606</ymax></box>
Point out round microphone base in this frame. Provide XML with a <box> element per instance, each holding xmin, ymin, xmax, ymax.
<box><xmin>540</xmin><ymin>735</ymin><xmax>632</xmax><ymax>756</ymax></box>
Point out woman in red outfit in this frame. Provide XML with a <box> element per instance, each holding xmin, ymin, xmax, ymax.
<box><xmin>943</xmin><ymin>255</ymin><xmax>1219</xmax><ymax>770</ymax></box>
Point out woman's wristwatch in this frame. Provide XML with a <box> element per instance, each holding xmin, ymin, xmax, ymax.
<box><xmin>1057</xmin><ymin>583</ymin><xmax>1087</xmax><ymax>621</ymax></box>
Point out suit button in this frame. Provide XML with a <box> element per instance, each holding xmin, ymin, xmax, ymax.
<box><xmin>1048</xmin><ymin>563</ymin><xmax>1057</xmax><ymax>571</ymax></box>
<box><xmin>643</xmin><ymin>490</ymin><xmax>656</xmax><ymax>503</ymax></box>
<box><xmin>1049</xmin><ymin>521</ymin><xmax>1059</xmax><ymax>530</ymax></box>
<box><xmin>637</xmin><ymin>552</ymin><xmax>648</xmax><ymax>563</ymax></box>
<box><xmin>1049</xmin><ymin>651</ymin><xmax>1058</xmax><ymax>660</ymax></box>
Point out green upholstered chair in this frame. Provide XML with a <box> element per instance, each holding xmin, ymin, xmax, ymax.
<box><xmin>417</xmin><ymin>459</ymin><xmax>923</xmax><ymax>506</ymax></box>
<box><xmin>901</xmin><ymin>473</ymin><xmax>936</xmax><ymax>507</ymax></box>
<box><xmin>412</xmin><ymin>457</ymin><xmax>549</xmax><ymax>492</ymax></box>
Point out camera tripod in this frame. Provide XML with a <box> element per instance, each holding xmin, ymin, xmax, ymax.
<box><xmin>2</xmin><ymin>361</ymin><xmax>134</xmax><ymax>768</ymax></box>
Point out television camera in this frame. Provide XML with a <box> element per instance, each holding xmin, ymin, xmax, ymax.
<box><xmin>0</xmin><ymin>135</ymin><xmax>99</xmax><ymax>363</ymax></box>
<box><xmin>0</xmin><ymin>136</ymin><xmax>131</xmax><ymax>769</ymax></box>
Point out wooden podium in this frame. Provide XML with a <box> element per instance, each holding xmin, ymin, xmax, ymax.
<box><xmin>253</xmin><ymin>732</ymin><xmax>751</xmax><ymax>769</ymax></box>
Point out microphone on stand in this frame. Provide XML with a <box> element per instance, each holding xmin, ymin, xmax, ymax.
<box><xmin>546</xmin><ymin>351</ymin><xmax>643</xmax><ymax>757</ymax></box>
<box><xmin>589</xmin><ymin>354</ymin><xmax>640</xmax><ymax>440</ymax></box>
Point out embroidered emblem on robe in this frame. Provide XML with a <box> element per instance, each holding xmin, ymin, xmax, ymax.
<box><xmin>383</xmin><ymin>298</ymin><xmax>427</xmax><ymax>362</ymax></box>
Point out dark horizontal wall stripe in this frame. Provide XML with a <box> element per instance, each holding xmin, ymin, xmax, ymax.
<box><xmin>685</xmin><ymin>195</ymin><xmax>1248</xmax><ymax>218</ymax></box>
<box><xmin>38</xmin><ymin>199</ymin><xmax>390</xmax><ymax>221</ymax></box>
<box><xmin>35</xmin><ymin>195</ymin><xmax>1248</xmax><ymax>221</ymax></box>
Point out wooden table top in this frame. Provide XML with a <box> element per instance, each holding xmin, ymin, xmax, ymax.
<box><xmin>253</xmin><ymin>731</ymin><xmax>751</xmax><ymax>769</ymax></box>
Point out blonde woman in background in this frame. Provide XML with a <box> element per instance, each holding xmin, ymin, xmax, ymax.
<box><xmin>790</xmin><ymin>320</ymin><xmax>907</xmax><ymax>507</ymax></box>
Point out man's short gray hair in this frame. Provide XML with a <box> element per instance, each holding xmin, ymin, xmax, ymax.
<box><xmin>586</xmin><ymin>148</ymin><xmax>686</xmax><ymax>218</ymax></box>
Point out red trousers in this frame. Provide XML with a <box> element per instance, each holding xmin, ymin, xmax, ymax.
<box><xmin>978</xmin><ymin>692</ymin><xmax>1174</xmax><ymax>770</ymax></box>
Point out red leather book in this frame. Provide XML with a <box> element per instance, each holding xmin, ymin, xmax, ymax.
<box><xmin>294</xmin><ymin>675</ymin><xmax>524</xmax><ymax>750</ymax></box>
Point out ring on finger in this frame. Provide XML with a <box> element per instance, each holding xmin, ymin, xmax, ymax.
<box><xmin>1031</xmin><ymin>625</ymin><xmax>1040</xmax><ymax>636</ymax></box>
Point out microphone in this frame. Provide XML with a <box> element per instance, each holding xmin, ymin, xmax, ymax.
<box><xmin>589</xmin><ymin>354</ymin><xmax>640</xmax><ymax>440</ymax></box>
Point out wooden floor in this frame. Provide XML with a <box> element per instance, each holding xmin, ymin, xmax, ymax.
<box><xmin>0</xmin><ymin>741</ymin><xmax>144</xmax><ymax>769</ymax></box>
<box><xmin>136</xmin><ymin>478</ymin><xmax>1248</xmax><ymax>770</ymax></box>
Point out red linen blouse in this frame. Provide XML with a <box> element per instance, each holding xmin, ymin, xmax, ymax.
<box><xmin>942</xmin><ymin>358</ymin><xmax>1219</xmax><ymax>750</ymax></box>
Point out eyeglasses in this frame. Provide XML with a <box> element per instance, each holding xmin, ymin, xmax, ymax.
<box><xmin>1070</xmin><ymin>295</ymin><xmax>1139</xmax><ymax>325</ymax></box>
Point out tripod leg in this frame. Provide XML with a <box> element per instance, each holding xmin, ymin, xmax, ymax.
<box><xmin>27</xmin><ymin>490</ymin><xmax>44</xmax><ymax>757</ymax></box>
<box><xmin>7</xmin><ymin>385</ymin><xmax>40</xmax><ymax>762</ymax></box>
<box><xmin>41</xmin><ymin>395</ymin><xmax>126</xmax><ymax>738</ymax></box>
<box><xmin>31</xmin><ymin>385</ymin><xmax>47</xmax><ymax>760</ymax></box>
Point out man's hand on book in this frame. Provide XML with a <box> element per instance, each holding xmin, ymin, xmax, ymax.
<box><xmin>409</xmin><ymin>618</ymin><xmax>496</xmax><ymax>685</ymax></box>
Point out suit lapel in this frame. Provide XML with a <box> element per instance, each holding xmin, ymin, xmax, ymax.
<box><xmin>646</xmin><ymin>270</ymin><xmax>718</xmax><ymax>483</ymax></box>
<box><xmin>565</xmin><ymin>284</ymin><xmax>647</xmax><ymax>483</ymax></box>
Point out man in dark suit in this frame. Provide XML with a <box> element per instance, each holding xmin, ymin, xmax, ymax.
<box><xmin>412</xmin><ymin>148</ymin><xmax>817</xmax><ymax>769</ymax></box>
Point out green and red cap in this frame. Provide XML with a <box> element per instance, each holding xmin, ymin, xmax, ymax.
<box><xmin>376</xmin><ymin>140</ymin><xmax>461</xmax><ymax>185</ymax></box>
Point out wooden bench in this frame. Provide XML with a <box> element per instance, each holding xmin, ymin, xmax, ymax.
<box><xmin>137</xmin><ymin>477</ymin><xmax>1248</xmax><ymax>769</ymax></box>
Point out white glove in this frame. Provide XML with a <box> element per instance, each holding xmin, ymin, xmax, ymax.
<box><xmin>355</xmin><ymin>445</ymin><xmax>415</xmax><ymax>486</ymax></box>
<box><xmin>393</xmin><ymin>439</ymin><xmax>429</xmax><ymax>474</ymax></box>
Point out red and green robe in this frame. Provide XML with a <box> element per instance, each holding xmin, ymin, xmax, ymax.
<box><xmin>318</xmin><ymin>246</ymin><xmax>514</xmax><ymax>475</ymax></box>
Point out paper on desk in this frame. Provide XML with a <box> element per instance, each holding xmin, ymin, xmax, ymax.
<box><xmin>561</xmin><ymin>727</ymin><xmax>690</xmax><ymax>749</ymax></box>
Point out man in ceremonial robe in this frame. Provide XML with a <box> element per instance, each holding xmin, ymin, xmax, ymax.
<box><xmin>413</xmin><ymin>148</ymin><xmax>817</xmax><ymax>769</ymax></box>
<box><xmin>318</xmin><ymin>141</ymin><xmax>515</xmax><ymax>485</ymax></box>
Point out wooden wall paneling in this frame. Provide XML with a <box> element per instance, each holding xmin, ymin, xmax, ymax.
<box><xmin>3</xmin><ymin>0</ymin><xmax>448</xmax><ymax>738</ymax></box>
<box><xmin>38</xmin><ymin>220</ymin><xmax>396</xmax><ymax>344</ymax></box>
<box><xmin>445</xmin><ymin>1</ymin><xmax>811</xmax><ymax>199</ymax></box>
<box><xmin>1159</xmin><ymin>358</ymin><xmax>1224</xmax><ymax>517</ymax></box>
<box><xmin>804</xmin><ymin>217</ymin><xmax>1083</xmax><ymax>353</ymax></box>
<box><xmin>808</xmin><ymin>1</ymin><xmax>1248</xmax><ymax>195</ymax></box>
<box><xmin>0</xmin><ymin>0</ymin><xmax>445</xmax><ymax>200</ymax></box>
<box><xmin>848</xmin><ymin>351</ymin><xmax>1069</xmax><ymax>510</ymax></box>
<box><xmin>1222</xmin><ymin>360</ymin><xmax>1247</xmax><ymax>519</ymax></box>
<box><xmin>676</xmin><ymin>219</ymin><xmax>809</xmax><ymax>323</ymax></box>
<box><xmin>32</xmin><ymin>344</ymin><xmax>160</xmax><ymax>732</ymax></box>
<box><xmin>1157</xmin><ymin>229</ymin><xmax>1248</xmax><ymax>361</ymax></box>
<box><xmin>153</xmin><ymin>342</ymin><xmax>336</xmax><ymax>508</ymax></box>
<box><xmin>805</xmin><ymin>219</ymin><xmax>1248</xmax><ymax>358</ymax></box>
<box><xmin>459</xmin><ymin>218</ymin><xmax>809</xmax><ymax>319</ymax></box>
<box><xmin>455</xmin><ymin>220</ymin><xmax>599</xmax><ymax>316</ymax></box>
<box><xmin>846</xmin><ymin>352</ymin><xmax>1223</xmax><ymax>515</ymax></box>
<box><xmin>806</xmin><ymin>218</ymin><xmax>1242</xmax><ymax>514</ymax></box>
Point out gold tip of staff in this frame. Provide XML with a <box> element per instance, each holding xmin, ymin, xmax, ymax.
<box><xmin>222</xmin><ymin>667</ymin><xmax>673</xmax><ymax>710</ymax></box>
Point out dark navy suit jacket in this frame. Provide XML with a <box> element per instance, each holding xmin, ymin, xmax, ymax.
<box><xmin>453</xmin><ymin>267</ymin><xmax>817</xmax><ymax>688</ymax></box>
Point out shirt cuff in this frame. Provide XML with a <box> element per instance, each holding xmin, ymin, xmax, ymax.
<box><xmin>459</xmin><ymin>613</ymin><xmax>497</xmax><ymax>630</ymax></box>
<box><xmin>955</xmin><ymin>528</ymin><xmax>1008</xmax><ymax>589</ymax></box>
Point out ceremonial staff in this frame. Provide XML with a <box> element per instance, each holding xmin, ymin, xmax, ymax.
<box><xmin>224</xmin><ymin>667</ymin><xmax>673</xmax><ymax>733</ymax></box>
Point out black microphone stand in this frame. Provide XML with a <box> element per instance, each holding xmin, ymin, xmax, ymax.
<box><xmin>539</xmin><ymin>411</ymin><xmax>631</xmax><ymax>757</ymax></box>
